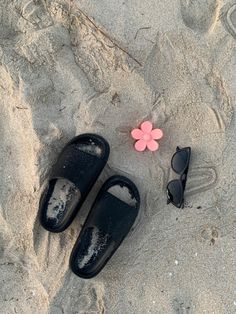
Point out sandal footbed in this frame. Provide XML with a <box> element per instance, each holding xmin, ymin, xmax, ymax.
<box><xmin>70</xmin><ymin>175</ymin><xmax>140</xmax><ymax>278</ymax></box>
<box><xmin>39</xmin><ymin>134</ymin><xmax>110</xmax><ymax>232</ymax></box>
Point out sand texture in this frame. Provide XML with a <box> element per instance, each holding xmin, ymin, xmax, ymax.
<box><xmin>1</xmin><ymin>0</ymin><xmax>236</xmax><ymax>313</ymax></box>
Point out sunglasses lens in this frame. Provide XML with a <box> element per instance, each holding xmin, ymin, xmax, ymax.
<box><xmin>172</xmin><ymin>149</ymin><xmax>189</xmax><ymax>174</ymax></box>
<box><xmin>167</xmin><ymin>180</ymin><xmax>183</xmax><ymax>207</ymax></box>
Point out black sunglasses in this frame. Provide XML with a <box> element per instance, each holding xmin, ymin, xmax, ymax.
<box><xmin>167</xmin><ymin>146</ymin><xmax>191</xmax><ymax>208</ymax></box>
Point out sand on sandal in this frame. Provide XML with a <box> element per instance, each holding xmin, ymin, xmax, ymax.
<box><xmin>0</xmin><ymin>0</ymin><xmax>236</xmax><ymax>313</ymax></box>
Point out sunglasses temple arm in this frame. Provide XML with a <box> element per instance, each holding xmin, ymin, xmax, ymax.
<box><xmin>181</xmin><ymin>165</ymin><xmax>189</xmax><ymax>191</ymax></box>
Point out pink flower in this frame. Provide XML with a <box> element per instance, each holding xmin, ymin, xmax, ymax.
<box><xmin>131</xmin><ymin>121</ymin><xmax>163</xmax><ymax>152</ymax></box>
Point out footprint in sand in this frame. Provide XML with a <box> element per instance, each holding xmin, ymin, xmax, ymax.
<box><xmin>173</xmin><ymin>298</ymin><xmax>191</xmax><ymax>314</ymax></box>
<box><xmin>200</xmin><ymin>225</ymin><xmax>220</xmax><ymax>245</ymax></box>
<box><xmin>180</xmin><ymin>0</ymin><xmax>221</xmax><ymax>33</ymax></box>
<box><xmin>69</xmin><ymin>9</ymin><xmax>128</xmax><ymax>93</ymax></box>
<box><xmin>49</xmin><ymin>273</ymin><xmax>105</xmax><ymax>314</ymax></box>
<box><xmin>186</xmin><ymin>166</ymin><xmax>218</xmax><ymax>196</ymax></box>
<box><xmin>20</xmin><ymin>0</ymin><xmax>53</xmax><ymax>30</ymax></box>
<box><xmin>224</xmin><ymin>4</ymin><xmax>236</xmax><ymax>39</ymax></box>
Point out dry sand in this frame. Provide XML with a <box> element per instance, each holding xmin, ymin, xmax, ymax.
<box><xmin>1</xmin><ymin>0</ymin><xmax>236</xmax><ymax>313</ymax></box>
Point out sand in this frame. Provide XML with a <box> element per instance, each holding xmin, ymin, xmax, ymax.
<box><xmin>1</xmin><ymin>0</ymin><xmax>236</xmax><ymax>313</ymax></box>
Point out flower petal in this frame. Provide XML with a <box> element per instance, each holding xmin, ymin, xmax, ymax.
<box><xmin>151</xmin><ymin>128</ymin><xmax>163</xmax><ymax>140</ymax></box>
<box><xmin>131</xmin><ymin>128</ymin><xmax>143</xmax><ymax>140</ymax></box>
<box><xmin>135</xmin><ymin>139</ymin><xmax>147</xmax><ymax>152</ymax></box>
<box><xmin>147</xmin><ymin>140</ymin><xmax>159</xmax><ymax>151</ymax></box>
<box><xmin>141</xmin><ymin>121</ymin><xmax>153</xmax><ymax>133</ymax></box>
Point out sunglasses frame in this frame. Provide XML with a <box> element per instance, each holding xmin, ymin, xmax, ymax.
<box><xmin>167</xmin><ymin>146</ymin><xmax>191</xmax><ymax>208</ymax></box>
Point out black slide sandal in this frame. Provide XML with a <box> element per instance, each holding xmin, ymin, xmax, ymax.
<box><xmin>70</xmin><ymin>175</ymin><xmax>140</xmax><ymax>279</ymax></box>
<box><xmin>39</xmin><ymin>134</ymin><xmax>110</xmax><ymax>233</ymax></box>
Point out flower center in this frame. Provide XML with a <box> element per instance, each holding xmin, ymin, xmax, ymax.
<box><xmin>143</xmin><ymin>133</ymin><xmax>151</xmax><ymax>141</ymax></box>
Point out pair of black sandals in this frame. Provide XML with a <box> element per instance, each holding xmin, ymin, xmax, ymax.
<box><xmin>39</xmin><ymin>134</ymin><xmax>140</xmax><ymax>279</ymax></box>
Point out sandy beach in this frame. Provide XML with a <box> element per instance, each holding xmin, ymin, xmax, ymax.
<box><xmin>1</xmin><ymin>0</ymin><xmax>236</xmax><ymax>313</ymax></box>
